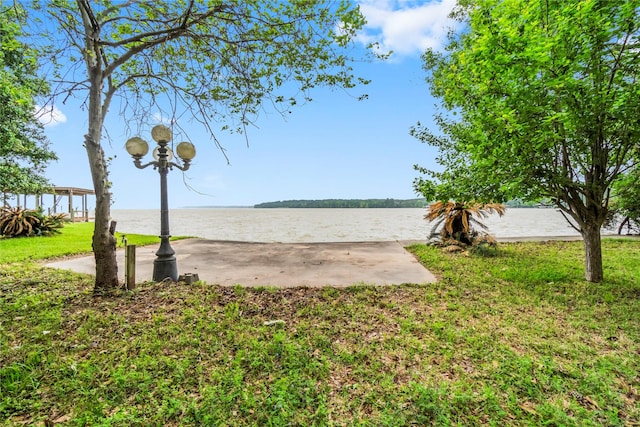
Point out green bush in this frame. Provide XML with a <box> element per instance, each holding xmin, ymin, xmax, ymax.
<box><xmin>0</xmin><ymin>206</ymin><xmax>66</xmax><ymax>238</ymax></box>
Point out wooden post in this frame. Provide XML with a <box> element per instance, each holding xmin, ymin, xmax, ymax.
<box><xmin>68</xmin><ymin>189</ymin><xmax>74</xmax><ymax>221</ymax></box>
<box><xmin>125</xmin><ymin>245</ymin><xmax>136</xmax><ymax>290</ymax></box>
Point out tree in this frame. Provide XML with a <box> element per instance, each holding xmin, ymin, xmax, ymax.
<box><xmin>27</xmin><ymin>0</ymin><xmax>373</xmax><ymax>293</ymax></box>
<box><xmin>413</xmin><ymin>0</ymin><xmax>640</xmax><ymax>282</ymax></box>
<box><xmin>0</xmin><ymin>5</ymin><xmax>56</xmax><ymax>198</ymax></box>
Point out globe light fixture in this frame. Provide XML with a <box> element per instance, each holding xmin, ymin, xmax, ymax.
<box><xmin>125</xmin><ymin>125</ymin><xmax>196</xmax><ymax>281</ymax></box>
<box><xmin>176</xmin><ymin>141</ymin><xmax>196</xmax><ymax>161</ymax></box>
<box><xmin>151</xmin><ymin>124</ymin><xmax>172</xmax><ymax>143</ymax></box>
<box><xmin>125</xmin><ymin>136</ymin><xmax>149</xmax><ymax>158</ymax></box>
<box><xmin>152</xmin><ymin>146</ymin><xmax>173</xmax><ymax>162</ymax></box>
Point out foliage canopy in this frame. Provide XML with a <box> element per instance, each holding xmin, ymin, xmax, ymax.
<box><xmin>0</xmin><ymin>6</ymin><xmax>56</xmax><ymax>195</ymax></box>
<box><xmin>32</xmin><ymin>0</ymin><xmax>373</xmax><ymax>152</ymax></box>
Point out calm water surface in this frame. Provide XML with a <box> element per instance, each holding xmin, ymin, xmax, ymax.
<box><xmin>109</xmin><ymin>208</ymin><xmax>588</xmax><ymax>243</ymax></box>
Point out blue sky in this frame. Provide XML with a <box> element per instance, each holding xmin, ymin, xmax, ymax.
<box><xmin>39</xmin><ymin>0</ymin><xmax>458</xmax><ymax>209</ymax></box>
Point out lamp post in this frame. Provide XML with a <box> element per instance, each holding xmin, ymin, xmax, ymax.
<box><xmin>125</xmin><ymin>125</ymin><xmax>196</xmax><ymax>281</ymax></box>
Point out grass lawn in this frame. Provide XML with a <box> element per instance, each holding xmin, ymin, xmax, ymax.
<box><xmin>0</xmin><ymin>222</ymin><xmax>166</xmax><ymax>263</ymax></box>
<box><xmin>1</xmin><ymin>225</ymin><xmax>639</xmax><ymax>426</ymax></box>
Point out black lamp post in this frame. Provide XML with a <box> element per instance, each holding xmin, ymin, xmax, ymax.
<box><xmin>125</xmin><ymin>125</ymin><xmax>196</xmax><ymax>281</ymax></box>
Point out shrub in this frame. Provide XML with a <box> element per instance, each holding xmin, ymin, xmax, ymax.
<box><xmin>425</xmin><ymin>201</ymin><xmax>505</xmax><ymax>253</ymax></box>
<box><xmin>0</xmin><ymin>207</ymin><xmax>66</xmax><ymax>238</ymax></box>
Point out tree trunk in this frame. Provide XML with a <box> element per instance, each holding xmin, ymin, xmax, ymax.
<box><xmin>581</xmin><ymin>222</ymin><xmax>603</xmax><ymax>283</ymax></box>
<box><xmin>85</xmin><ymin>134</ymin><xmax>119</xmax><ymax>293</ymax></box>
<box><xmin>80</xmin><ymin>15</ymin><xmax>119</xmax><ymax>294</ymax></box>
<box><xmin>617</xmin><ymin>216</ymin><xmax>629</xmax><ymax>235</ymax></box>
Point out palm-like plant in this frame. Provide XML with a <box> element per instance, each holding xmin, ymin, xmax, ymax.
<box><xmin>0</xmin><ymin>207</ymin><xmax>66</xmax><ymax>237</ymax></box>
<box><xmin>0</xmin><ymin>207</ymin><xmax>40</xmax><ymax>237</ymax></box>
<box><xmin>425</xmin><ymin>201</ymin><xmax>506</xmax><ymax>245</ymax></box>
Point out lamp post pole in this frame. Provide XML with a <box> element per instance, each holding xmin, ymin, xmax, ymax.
<box><xmin>125</xmin><ymin>125</ymin><xmax>196</xmax><ymax>282</ymax></box>
<box><xmin>154</xmin><ymin>139</ymin><xmax>177</xmax><ymax>281</ymax></box>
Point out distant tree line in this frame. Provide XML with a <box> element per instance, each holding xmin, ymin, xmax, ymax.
<box><xmin>504</xmin><ymin>199</ymin><xmax>543</xmax><ymax>208</ymax></box>
<box><xmin>254</xmin><ymin>198</ymin><xmax>560</xmax><ymax>209</ymax></box>
<box><xmin>254</xmin><ymin>199</ymin><xmax>427</xmax><ymax>208</ymax></box>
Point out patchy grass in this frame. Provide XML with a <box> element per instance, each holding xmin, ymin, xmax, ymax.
<box><xmin>0</xmin><ymin>238</ymin><xmax>639</xmax><ymax>426</ymax></box>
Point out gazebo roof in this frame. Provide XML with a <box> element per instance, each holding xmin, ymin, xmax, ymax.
<box><xmin>50</xmin><ymin>187</ymin><xmax>95</xmax><ymax>196</ymax></box>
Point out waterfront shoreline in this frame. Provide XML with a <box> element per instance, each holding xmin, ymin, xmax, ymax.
<box><xmin>109</xmin><ymin>207</ymin><xmax>598</xmax><ymax>243</ymax></box>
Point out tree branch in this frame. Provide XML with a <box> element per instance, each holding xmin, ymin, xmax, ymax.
<box><xmin>101</xmin><ymin>5</ymin><xmax>228</xmax><ymax>77</ymax></box>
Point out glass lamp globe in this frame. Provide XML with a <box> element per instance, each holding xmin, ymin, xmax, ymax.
<box><xmin>125</xmin><ymin>137</ymin><xmax>149</xmax><ymax>157</ymax></box>
<box><xmin>176</xmin><ymin>142</ymin><xmax>196</xmax><ymax>161</ymax></box>
<box><xmin>151</xmin><ymin>125</ymin><xmax>172</xmax><ymax>143</ymax></box>
<box><xmin>152</xmin><ymin>146</ymin><xmax>173</xmax><ymax>162</ymax></box>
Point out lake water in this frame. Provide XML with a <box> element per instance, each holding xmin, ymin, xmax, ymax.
<box><xmin>109</xmin><ymin>208</ymin><xmax>594</xmax><ymax>243</ymax></box>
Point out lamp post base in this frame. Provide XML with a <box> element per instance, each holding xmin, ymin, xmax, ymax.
<box><xmin>153</xmin><ymin>256</ymin><xmax>178</xmax><ymax>282</ymax></box>
<box><xmin>153</xmin><ymin>236</ymin><xmax>178</xmax><ymax>281</ymax></box>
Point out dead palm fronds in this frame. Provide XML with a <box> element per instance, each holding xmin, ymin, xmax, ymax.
<box><xmin>425</xmin><ymin>201</ymin><xmax>506</xmax><ymax>245</ymax></box>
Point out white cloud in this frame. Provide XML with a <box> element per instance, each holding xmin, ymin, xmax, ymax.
<box><xmin>152</xmin><ymin>113</ymin><xmax>180</xmax><ymax>126</ymax></box>
<box><xmin>152</xmin><ymin>112</ymin><xmax>171</xmax><ymax>125</ymax></box>
<box><xmin>358</xmin><ymin>0</ymin><xmax>459</xmax><ymax>57</ymax></box>
<box><xmin>35</xmin><ymin>104</ymin><xmax>67</xmax><ymax>127</ymax></box>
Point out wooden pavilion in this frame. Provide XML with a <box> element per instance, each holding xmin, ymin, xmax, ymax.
<box><xmin>2</xmin><ymin>186</ymin><xmax>95</xmax><ymax>222</ymax></box>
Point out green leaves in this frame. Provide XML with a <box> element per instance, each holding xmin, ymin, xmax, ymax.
<box><xmin>54</xmin><ymin>1</ymin><xmax>368</xmax><ymax>133</ymax></box>
<box><xmin>0</xmin><ymin>7</ymin><xmax>56</xmax><ymax>194</ymax></box>
<box><xmin>415</xmin><ymin>0</ymin><xmax>640</xmax><ymax>210</ymax></box>
<box><xmin>29</xmin><ymin>1</ymin><xmax>373</xmax><ymax>150</ymax></box>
